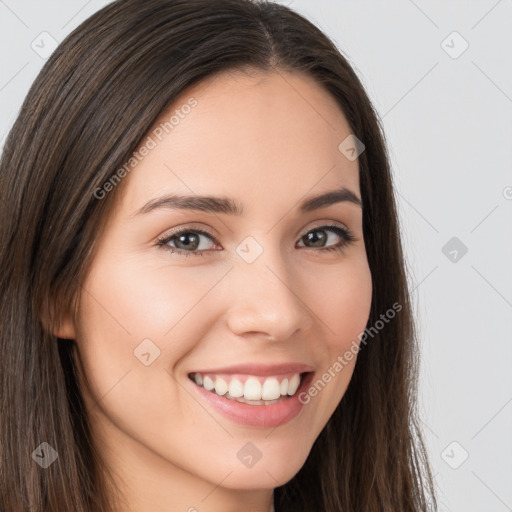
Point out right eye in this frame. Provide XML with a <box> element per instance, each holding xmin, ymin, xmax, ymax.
<box><xmin>156</xmin><ymin>228</ymin><xmax>220</xmax><ymax>257</ymax></box>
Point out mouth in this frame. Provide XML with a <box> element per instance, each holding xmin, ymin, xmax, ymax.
<box><xmin>186</xmin><ymin>365</ymin><xmax>315</xmax><ymax>428</ymax></box>
<box><xmin>188</xmin><ymin>371</ymin><xmax>306</xmax><ymax>406</ymax></box>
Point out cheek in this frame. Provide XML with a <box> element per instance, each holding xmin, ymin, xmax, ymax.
<box><xmin>77</xmin><ymin>253</ymin><xmax>226</xmax><ymax>356</ymax></box>
<box><xmin>295</xmin><ymin>258</ymin><xmax>372</xmax><ymax>419</ymax></box>
<box><xmin>300</xmin><ymin>256</ymin><xmax>373</xmax><ymax>351</ymax></box>
<box><xmin>73</xmin><ymin>253</ymin><xmax>228</xmax><ymax>420</ymax></box>
<box><xmin>73</xmin><ymin>257</ymin><xmax>214</xmax><ymax>455</ymax></box>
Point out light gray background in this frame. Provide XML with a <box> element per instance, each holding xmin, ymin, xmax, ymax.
<box><xmin>1</xmin><ymin>1</ymin><xmax>511</xmax><ymax>510</ymax></box>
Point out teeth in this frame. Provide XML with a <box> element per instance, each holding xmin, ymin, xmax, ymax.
<box><xmin>203</xmin><ymin>376</ymin><xmax>214</xmax><ymax>391</ymax></box>
<box><xmin>280</xmin><ymin>378</ymin><xmax>289</xmax><ymax>395</ymax></box>
<box><xmin>214</xmin><ymin>377</ymin><xmax>228</xmax><ymax>396</ymax></box>
<box><xmin>228</xmin><ymin>378</ymin><xmax>244</xmax><ymax>398</ymax></box>
<box><xmin>244</xmin><ymin>377</ymin><xmax>262</xmax><ymax>400</ymax></box>
<box><xmin>191</xmin><ymin>372</ymin><xmax>304</xmax><ymax>402</ymax></box>
<box><xmin>261</xmin><ymin>377</ymin><xmax>281</xmax><ymax>400</ymax></box>
<box><xmin>287</xmin><ymin>374</ymin><xmax>300</xmax><ymax>395</ymax></box>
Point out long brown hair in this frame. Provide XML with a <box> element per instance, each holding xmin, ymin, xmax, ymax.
<box><xmin>0</xmin><ymin>0</ymin><xmax>437</xmax><ymax>510</ymax></box>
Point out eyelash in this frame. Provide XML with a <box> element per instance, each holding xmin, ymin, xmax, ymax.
<box><xmin>155</xmin><ymin>224</ymin><xmax>357</xmax><ymax>258</ymax></box>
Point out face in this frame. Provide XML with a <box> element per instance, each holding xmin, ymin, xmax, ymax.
<box><xmin>64</xmin><ymin>68</ymin><xmax>372</xmax><ymax>501</ymax></box>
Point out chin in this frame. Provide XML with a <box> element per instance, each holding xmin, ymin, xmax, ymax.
<box><xmin>212</xmin><ymin>445</ymin><xmax>311</xmax><ymax>490</ymax></box>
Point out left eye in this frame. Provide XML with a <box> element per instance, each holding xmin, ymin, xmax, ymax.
<box><xmin>296</xmin><ymin>224</ymin><xmax>356</xmax><ymax>252</ymax></box>
<box><xmin>156</xmin><ymin>224</ymin><xmax>356</xmax><ymax>257</ymax></box>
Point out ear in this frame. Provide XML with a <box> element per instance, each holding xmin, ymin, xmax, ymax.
<box><xmin>41</xmin><ymin>296</ymin><xmax>78</xmax><ymax>340</ymax></box>
<box><xmin>51</xmin><ymin>313</ymin><xmax>77</xmax><ymax>340</ymax></box>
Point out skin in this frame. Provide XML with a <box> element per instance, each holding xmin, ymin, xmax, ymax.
<box><xmin>56</xmin><ymin>68</ymin><xmax>373</xmax><ymax>512</ymax></box>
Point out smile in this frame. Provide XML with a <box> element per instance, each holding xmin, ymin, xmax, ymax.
<box><xmin>189</xmin><ymin>372</ymin><xmax>302</xmax><ymax>405</ymax></box>
<box><xmin>187</xmin><ymin>366</ymin><xmax>315</xmax><ymax>428</ymax></box>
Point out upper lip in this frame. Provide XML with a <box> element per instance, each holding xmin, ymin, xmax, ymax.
<box><xmin>189</xmin><ymin>362</ymin><xmax>315</xmax><ymax>376</ymax></box>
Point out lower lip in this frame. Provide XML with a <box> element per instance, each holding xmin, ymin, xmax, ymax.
<box><xmin>189</xmin><ymin>372</ymin><xmax>314</xmax><ymax>428</ymax></box>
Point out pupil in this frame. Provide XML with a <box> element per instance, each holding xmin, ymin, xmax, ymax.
<box><xmin>177</xmin><ymin>233</ymin><xmax>199</xmax><ymax>250</ymax></box>
<box><xmin>307</xmin><ymin>230</ymin><xmax>326</xmax><ymax>247</ymax></box>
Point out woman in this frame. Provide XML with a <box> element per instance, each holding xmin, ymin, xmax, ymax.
<box><xmin>0</xmin><ymin>0</ymin><xmax>438</xmax><ymax>510</ymax></box>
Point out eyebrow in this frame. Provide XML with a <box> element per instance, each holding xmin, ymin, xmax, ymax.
<box><xmin>133</xmin><ymin>186</ymin><xmax>362</xmax><ymax>217</ymax></box>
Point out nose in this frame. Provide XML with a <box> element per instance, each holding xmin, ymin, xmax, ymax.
<box><xmin>224</xmin><ymin>244</ymin><xmax>314</xmax><ymax>342</ymax></box>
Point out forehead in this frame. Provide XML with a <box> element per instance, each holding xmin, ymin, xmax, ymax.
<box><xmin>117</xmin><ymin>68</ymin><xmax>359</xmax><ymax>217</ymax></box>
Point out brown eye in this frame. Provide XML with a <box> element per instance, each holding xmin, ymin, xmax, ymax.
<box><xmin>157</xmin><ymin>229</ymin><xmax>218</xmax><ymax>257</ymax></box>
<box><xmin>297</xmin><ymin>225</ymin><xmax>356</xmax><ymax>252</ymax></box>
